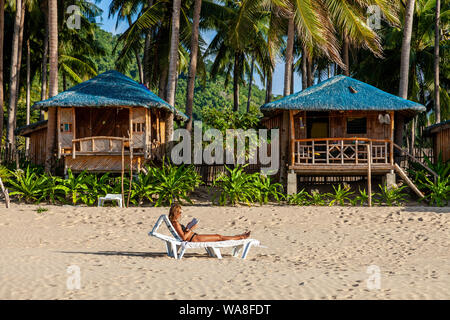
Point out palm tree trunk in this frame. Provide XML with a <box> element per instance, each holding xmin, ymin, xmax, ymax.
<box><xmin>45</xmin><ymin>0</ymin><xmax>58</xmax><ymax>174</ymax></box>
<box><xmin>233</xmin><ymin>52</ymin><xmax>240</xmax><ymax>112</ymax></box>
<box><xmin>398</xmin><ymin>0</ymin><xmax>415</xmax><ymax>99</ymax></box>
<box><xmin>284</xmin><ymin>16</ymin><xmax>295</xmax><ymax>96</ymax></box>
<box><xmin>265</xmin><ymin>71</ymin><xmax>272</xmax><ymax>103</ymax></box>
<box><xmin>247</xmin><ymin>55</ymin><xmax>255</xmax><ymax>112</ymax></box>
<box><xmin>143</xmin><ymin>0</ymin><xmax>154</xmax><ymax>88</ymax></box>
<box><xmin>185</xmin><ymin>0</ymin><xmax>202</xmax><ymax>132</ymax></box>
<box><xmin>158</xmin><ymin>66</ymin><xmax>168</xmax><ymax>100</ymax></box>
<box><xmin>40</xmin><ymin>9</ymin><xmax>49</xmax><ymax>120</ymax></box>
<box><xmin>343</xmin><ymin>35</ymin><xmax>350</xmax><ymax>76</ymax></box>
<box><xmin>0</xmin><ymin>0</ymin><xmax>4</xmax><ymax>150</ymax></box>
<box><xmin>301</xmin><ymin>48</ymin><xmax>307</xmax><ymax>90</ymax></box>
<box><xmin>434</xmin><ymin>0</ymin><xmax>440</xmax><ymax>123</ymax></box>
<box><xmin>307</xmin><ymin>57</ymin><xmax>313</xmax><ymax>87</ymax></box>
<box><xmin>7</xmin><ymin>0</ymin><xmax>25</xmax><ymax>152</ymax></box>
<box><xmin>26</xmin><ymin>38</ymin><xmax>31</xmax><ymax>155</ymax></box>
<box><xmin>165</xmin><ymin>0</ymin><xmax>181</xmax><ymax>143</ymax></box>
<box><xmin>290</xmin><ymin>62</ymin><xmax>294</xmax><ymax>95</ymax></box>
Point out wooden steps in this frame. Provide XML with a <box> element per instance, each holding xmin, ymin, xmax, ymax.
<box><xmin>394</xmin><ymin>163</ymin><xmax>424</xmax><ymax>198</ymax></box>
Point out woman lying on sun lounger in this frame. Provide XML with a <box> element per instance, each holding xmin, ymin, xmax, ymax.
<box><xmin>169</xmin><ymin>204</ymin><xmax>251</xmax><ymax>242</ymax></box>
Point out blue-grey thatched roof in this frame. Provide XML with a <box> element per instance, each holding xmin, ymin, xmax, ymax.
<box><xmin>33</xmin><ymin>70</ymin><xmax>188</xmax><ymax>121</ymax></box>
<box><xmin>261</xmin><ymin>75</ymin><xmax>426</xmax><ymax>116</ymax></box>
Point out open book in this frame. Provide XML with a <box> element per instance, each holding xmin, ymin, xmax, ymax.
<box><xmin>186</xmin><ymin>218</ymin><xmax>199</xmax><ymax>230</ymax></box>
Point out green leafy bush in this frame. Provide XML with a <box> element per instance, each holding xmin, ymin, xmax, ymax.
<box><xmin>287</xmin><ymin>189</ymin><xmax>310</xmax><ymax>205</ymax></box>
<box><xmin>8</xmin><ymin>166</ymin><xmax>48</xmax><ymax>203</ymax></box>
<box><xmin>328</xmin><ymin>184</ymin><xmax>354</xmax><ymax>206</ymax></box>
<box><xmin>252</xmin><ymin>174</ymin><xmax>285</xmax><ymax>204</ymax></box>
<box><xmin>374</xmin><ymin>184</ymin><xmax>408</xmax><ymax>206</ymax></box>
<box><xmin>212</xmin><ymin>165</ymin><xmax>259</xmax><ymax>206</ymax></box>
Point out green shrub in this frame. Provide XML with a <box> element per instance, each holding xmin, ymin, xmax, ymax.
<box><xmin>252</xmin><ymin>174</ymin><xmax>284</xmax><ymax>204</ymax></box>
<box><xmin>374</xmin><ymin>184</ymin><xmax>408</xmax><ymax>206</ymax></box>
<box><xmin>212</xmin><ymin>165</ymin><xmax>259</xmax><ymax>206</ymax></box>
<box><xmin>328</xmin><ymin>184</ymin><xmax>354</xmax><ymax>206</ymax></box>
<box><xmin>419</xmin><ymin>175</ymin><xmax>449</xmax><ymax>207</ymax></box>
<box><xmin>287</xmin><ymin>189</ymin><xmax>310</xmax><ymax>205</ymax></box>
<box><xmin>7</xmin><ymin>166</ymin><xmax>48</xmax><ymax>203</ymax></box>
<box><xmin>307</xmin><ymin>189</ymin><xmax>329</xmax><ymax>206</ymax></box>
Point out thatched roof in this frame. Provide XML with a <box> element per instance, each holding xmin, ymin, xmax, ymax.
<box><xmin>423</xmin><ymin>119</ymin><xmax>450</xmax><ymax>137</ymax></box>
<box><xmin>261</xmin><ymin>75</ymin><xmax>426</xmax><ymax>117</ymax></box>
<box><xmin>15</xmin><ymin>120</ymin><xmax>48</xmax><ymax>137</ymax></box>
<box><xmin>33</xmin><ymin>70</ymin><xmax>188</xmax><ymax>121</ymax></box>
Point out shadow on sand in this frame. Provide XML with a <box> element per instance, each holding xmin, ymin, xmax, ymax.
<box><xmin>400</xmin><ymin>206</ymin><xmax>450</xmax><ymax>214</ymax></box>
<box><xmin>57</xmin><ymin>250</ymin><xmax>216</xmax><ymax>259</ymax></box>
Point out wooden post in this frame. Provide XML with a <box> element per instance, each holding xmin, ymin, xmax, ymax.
<box><xmin>312</xmin><ymin>140</ymin><xmax>315</xmax><ymax>164</ymax></box>
<box><xmin>0</xmin><ymin>177</ymin><xmax>10</xmax><ymax>208</ymax></box>
<box><xmin>326</xmin><ymin>139</ymin><xmax>329</xmax><ymax>164</ymax></box>
<box><xmin>121</xmin><ymin>139</ymin><xmax>125</xmax><ymax>207</ymax></box>
<box><xmin>57</xmin><ymin>107</ymin><xmax>61</xmax><ymax>159</ymax></box>
<box><xmin>289</xmin><ymin>110</ymin><xmax>295</xmax><ymax>166</ymax></box>
<box><xmin>127</xmin><ymin>137</ymin><xmax>133</xmax><ymax>208</ymax></box>
<box><xmin>367</xmin><ymin>144</ymin><xmax>372</xmax><ymax>207</ymax></box>
<box><xmin>390</xmin><ymin>111</ymin><xmax>394</xmax><ymax>167</ymax></box>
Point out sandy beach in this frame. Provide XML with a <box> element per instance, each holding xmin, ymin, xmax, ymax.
<box><xmin>0</xmin><ymin>203</ymin><xmax>449</xmax><ymax>300</ymax></box>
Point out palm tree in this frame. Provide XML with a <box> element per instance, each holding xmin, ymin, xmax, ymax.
<box><xmin>45</xmin><ymin>0</ymin><xmax>58</xmax><ymax>173</ymax></box>
<box><xmin>7</xmin><ymin>0</ymin><xmax>26</xmax><ymax>152</ymax></box>
<box><xmin>399</xmin><ymin>0</ymin><xmax>416</xmax><ymax>99</ymax></box>
<box><xmin>0</xmin><ymin>0</ymin><xmax>4</xmax><ymax>148</ymax></box>
<box><xmin>434</xmin><ymin>0</ymin><xmax>440</xmax><ymax>123</ymax></box>
<box><xmin>165</xmin><ymin>0</ymin><xmax>182</xmax><ymax>142</ymax></box>
<box><xmin>284</xmin><ymin>14</ymin><xmax>294</xmax><ymax>96</ymax></box>
<box><xmin>185</xmin><ymin>0</ymin><xmax>202</xmax><ymax>132</ymax></box>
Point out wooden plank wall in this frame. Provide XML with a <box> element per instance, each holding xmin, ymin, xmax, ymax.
<box><xmin>435</xmin><ymin>127</ymin><xmax>450</xmax><ymax>163</ymax></box>
<box><xmin>29</xmin><ymin>128</ymin><xmax>47</xmax><ymax>166</ymax></box>
<box><xmin>329</xmin><ymin>111</ymin><xmax>391</xmax><ymax>140</ymax></box>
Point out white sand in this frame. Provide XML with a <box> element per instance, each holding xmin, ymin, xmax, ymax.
<box><xmin>0</xmin><ymin>203</ymin><xmax>449</xmax><ymax>299</ymax></box>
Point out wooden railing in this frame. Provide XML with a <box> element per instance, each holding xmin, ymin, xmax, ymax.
<box><xmin>291</xmin><ymin>137</ymin><xmax>392</xmax><ymax>166</ymax></box>
<box><xmin>72</xmin><ymin>136</ymin><xmax>130</xmax><ymax>159</ymax></box>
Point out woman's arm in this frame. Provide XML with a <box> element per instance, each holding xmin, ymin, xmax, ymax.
<box><xmin>172</xmin><ymin>221</ymin><xmax>195</xmax><ymax>241</ymax></box>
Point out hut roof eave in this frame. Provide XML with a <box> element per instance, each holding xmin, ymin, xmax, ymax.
<box><xmin>32</xmin><ymin>70</ymin><xmax>188</xmax><ymax>121</ymax></box>
<box><xmin>260</xmin><ymin>76</ymin><xmax>426</xmax><ymax>116</ymax></box>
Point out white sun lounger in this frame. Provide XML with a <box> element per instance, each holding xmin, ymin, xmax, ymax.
<box><xmin>148</xmin><ymin>215</ymin><xmax>264</xmax><ymax>260</ymax></box>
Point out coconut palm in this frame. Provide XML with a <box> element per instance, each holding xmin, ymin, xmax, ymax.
<box><xmin>399</xmin><ymin>0</ymin><xmax>416</xmax><ymax>99</ymax></box>
<box><xmin>45</xmin><ymin>0</ymin><xmax>58</xmax><ymax>173</ymax></box>
<box><xmin>185</xmin><ymin>0</ymin><xmax>202</xmax><ymax>132</ymax></box>
<box><xmin>434</xmin><ymin>0</ymin><xmax>440</xmax><ymax>123</ymax></box>
<box><xmin>0</xmin><ymin>0</ymin><xmax>4</xmax><ymax>147</ymax></box>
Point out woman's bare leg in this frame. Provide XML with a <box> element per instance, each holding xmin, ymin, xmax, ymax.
<box><xmin>192</xmin><ymin>231</ymin><xmax>250</xmax><ymax>242</ymax></box>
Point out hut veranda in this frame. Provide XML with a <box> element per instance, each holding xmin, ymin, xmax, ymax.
<box><xmin>16</xmin><ymin>70</ymin><xmax>187</xmax><ymax>173</ymax></box>
<box><xmin>260</xmin><ymin>75</ymin><xmax>426</xmax><ymax>195</ymax></box>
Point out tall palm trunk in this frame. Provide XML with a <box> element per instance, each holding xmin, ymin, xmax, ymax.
<box><xmin>26</xmin><ymin>38</ymin><xmax>31</xmax><ymax>155</ymax></box>
<box><xmin>185</xmin><ymin>0</ymin><xmax>202</xmax><ymax>132</ymax></box>
<box><xmin>265</xmin><ymin>71</ymin><xmax>272</xmax><ymax>103</ymax></box>
<box><xmin>397</xmin><ymin>0</ymin><xmax>415</xmax><ymax>150</ymax></box>
<box><xmin>290</xmin><ymin>62</ymin><xmax>294</xmax><ymax>95</ymax></box>
<box><xmin>165</xmin><ymin>0</ymin><xmax>181</xmax><ymax>143</ymax></box>
<box><xmin>301</xmin><ymin>48</ymin><xmax>307</xmax><ymax>90</ymax></box>
<box><xmin>233</xmin><ymin>52</ymin><xmax>240</xmax><ymax>112</ymax></box>
<box><xmin>143</xmin><ymin>0</ymin><xmax>154</xmax><ymax>88</ymax></box>
<box><xmin>40</xmin><ymin>5</ymin><xmax>49</xmax><ymax>120</ymax></box>
<box><xmin>434</xmin><ymin>0</ymin><xmax>440</xmax><ymax>123</ymax></box>
<box><xmin>7</xmin><ymin>0</ymin><xmax>25</xmax><ymax>152</ymax></box>
<box><xmin>45</xmin><ymin>0</ymin><xmax>58</xmax><ymax>174</ymax></box>
<box><xmin>247</xmin><ymin>55</ymin><xmax>255</xmax><ymax>112</ymax></box>
<box><xmin>0</xmin><ymin>0</ymin><xmax>4</xmax><ymax>149</ymax></box>
<box><xmin>343</xmin><ymin>35</ymin><xmax>350</xmax><ymax>76</ymax></box>
<box><xmin>398</xmin><ymin>0</ymin><xmax>415</xmax><ymax>99</ymax></box>
<box><xmin>284</xmin><ymin>16</ymin><xmax>295</xmax><ymax>96</ymax></box>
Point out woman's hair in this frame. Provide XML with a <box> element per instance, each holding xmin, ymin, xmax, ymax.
<box><xmin>169</xmin><ymin>203</ymin><xmax>182</xmax><ymax>221</ymax></box>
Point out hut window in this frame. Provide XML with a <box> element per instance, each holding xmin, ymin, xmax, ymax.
<box><xmin>60</xmin><ymin>123</ymin><xmax>72</xmax><ymax>133</ymax></box>
<box><xmin>346</xmin><ymin>117</ymin><xmax>366</xmax><ymax>134</ymax></box>
<box><xmin>133</xmin><ymin>123</ymin><xmax>145</xmax><ymax>133</ymax></box>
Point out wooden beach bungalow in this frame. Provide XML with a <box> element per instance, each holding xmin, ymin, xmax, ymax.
<box><xmin>260</xmin><ymin>75</ymin><xmax>426</xmax><ymax>195</ymax></box>
<box><xmin>16</xmin><ymin>70</ymin><xmax>187</xmax><ymax>173</ymax></box>
<box><xmin>424</xmin><ymin>119</ymin><xmax>450</xmax><ymax>163</ymax></box>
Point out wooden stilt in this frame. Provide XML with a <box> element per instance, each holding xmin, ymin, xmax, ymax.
<box><xmin>367</xmin><ymin>144</ymin><xmax>372</xmax><ymax>207</ymax></box>
<box><xmin>127</xmin><ymin>138</ymin><xmax>133</xmax><ymax>208</ymax></box>
<box><xmin>0</xmin><ymin>177</ymin><xmax>10</xmax><ymax>208</ymax></box>
<box><xmin>121</xmin><ymin>139</ymin><xmax>125</xmax><ymax>207</ymax></box>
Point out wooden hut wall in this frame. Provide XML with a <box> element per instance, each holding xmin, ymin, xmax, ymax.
<box><xmin>75</xmin><ymin>107</ymin><xmax>130</xmax><ymax>139</ymax></box>
<box><xmin>131</xmin><ymin>107</ymin><xmax>146</xmax><ymax>149</ymax></box>
<box><xmin>328</xmin><ymin>111</ymin><xmax>390</xmax><ymax>140</ymax></box>
<box><xmin>29</xmin><ymin>128</ymin><xmax>47</xmax><ymax>166</ymax></box>
<box><xmin>58</xmin><ymin>107</ymin><xmax>74</xmax><ymax>149</ymax></box>
<box><xmin>434</xmin><ymin>127</ymin><xmax>450</xmax><ymax>163</ymax></box>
